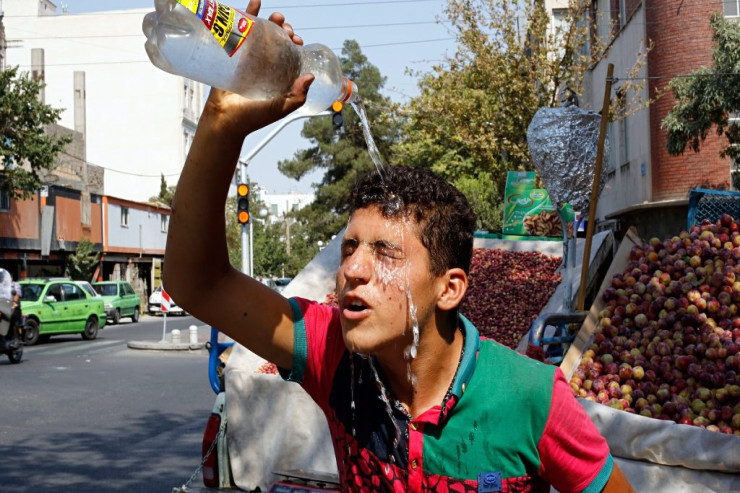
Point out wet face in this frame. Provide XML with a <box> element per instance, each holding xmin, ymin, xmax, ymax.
<box><xmin>336</xmin><ymin>206</ymin><xmax>441</xmax><ymax>358</ymax></box>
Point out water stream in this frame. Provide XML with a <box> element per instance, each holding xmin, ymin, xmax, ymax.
<box><xmin>351</xmin><ymin>100</ymin><xmax>387</xmax><ymax>180</ymax></box>
<box><xmin>345</xmin><ymin>97</ymin><xmax>422</xmax><ymax>457</ymax></box>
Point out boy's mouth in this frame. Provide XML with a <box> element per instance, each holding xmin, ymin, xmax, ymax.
<box><xmin>347</xmin><ymin>300</ymin><xmax>368</xmax><ymax>312</ymax></box>
<box><xmin>341</xmin><ymin>295</ymin><xmax>371</xmax><ymax>319</ymax></box>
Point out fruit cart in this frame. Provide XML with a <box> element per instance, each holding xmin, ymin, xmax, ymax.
<box><xmin>561</xmin><ymin>217</ymin><xmax>740</xmax><ymax>491</ymax></box>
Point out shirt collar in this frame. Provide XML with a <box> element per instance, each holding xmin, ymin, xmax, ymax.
<box><xmin>449</xmin><ymin>314</ymin><xmax>479</xmax><ymax>397</ymax></box>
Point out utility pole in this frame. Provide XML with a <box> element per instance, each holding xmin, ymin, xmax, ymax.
<box><xmin>237</xmin><ymin>110</ymin><xmax>329</xmax><ymax>275</ymax></box>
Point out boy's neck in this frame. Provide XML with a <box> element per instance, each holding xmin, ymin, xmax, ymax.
<box><xmin>375</xmin><ymin>317</ymin><xmax>464</xmax><ymax>419</ymax></box>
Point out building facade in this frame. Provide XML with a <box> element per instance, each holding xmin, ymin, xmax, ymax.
<box><xmin>2</xmin><ymin>0</ymin><xmax>205</xmax><ymax>202</ymax></box>
<box><xmin>582</xmin><ymin>0</ymin><xmax>735</xmax><ymax>238</ymax></box>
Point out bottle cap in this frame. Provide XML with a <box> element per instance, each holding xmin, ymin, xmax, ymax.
<box><xmin>339</xmin><ymin>77</ymin><xmax>359</xmax><ymax>104</ymax></box>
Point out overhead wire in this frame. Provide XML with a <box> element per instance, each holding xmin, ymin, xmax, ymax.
<box><xmin>60</xmin><ymin>150</ymin><xmax>182</xmax><ymax>178</ymax></box>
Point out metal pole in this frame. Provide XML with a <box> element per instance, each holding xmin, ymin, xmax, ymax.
<box><xmin>161</xmin><ymin>312</ymin><xmax>167</xmax><ymax>342</ymax></box>
<box><xmin>240</xmin><ymin>163</ymin><xmax>250</xmax><ymax>276</ymax></box>
<box><xmin>249</xmin><ymin>220</ymin><xmax>254</xmax><ymax>277</ymax></box>
<box><xmin>237</xmin><ymin>111</ymin><xmax>329</xmax><ymax>276</ymax></box>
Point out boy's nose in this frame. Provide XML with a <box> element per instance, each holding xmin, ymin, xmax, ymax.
<box><xmin>342</xmin><ymin>249</ymin><xmax>372</xmax><ymax>284</ymax></box>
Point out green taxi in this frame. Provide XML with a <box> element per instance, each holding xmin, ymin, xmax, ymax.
<box><xmin>92</xmin><ymin>280</ymin><xmax>141</xmax><ymax>324</ymax></box>
<box><xmin>19</xmin><ymin>278</ymin><xmax>107</xmax><ymax>345</ymax></box>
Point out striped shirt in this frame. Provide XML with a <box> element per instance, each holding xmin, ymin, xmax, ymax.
<box><xmin>282</xmin><ymin>297</ymin><xmax>613</xmax><ymax>492</ymax></box>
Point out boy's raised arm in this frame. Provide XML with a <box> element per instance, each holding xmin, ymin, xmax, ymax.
<box><xmin>162</xmin><ymin>3</ymin><xmax>314</xmax><ymax>370</ymax></box>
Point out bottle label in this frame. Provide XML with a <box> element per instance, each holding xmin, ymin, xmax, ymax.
<box><xmin>176</xmin><ymin>0</ymin><xmax>253</xmax><ymax>57</ymax></box>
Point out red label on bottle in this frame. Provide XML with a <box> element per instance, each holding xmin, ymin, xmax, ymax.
<box><xmin>202</xmin><ymin>0</ymin><xmax>217</xmax><ymax>30</ymax></box>
<box><xmin>178</xmin><ymin>0</ymin><xmax>253</xmax><ymax>57</ymax></box>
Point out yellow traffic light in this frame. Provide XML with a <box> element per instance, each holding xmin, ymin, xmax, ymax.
<box><xmin>237</xmin><ymin>183</ymin><xmax>250</xmax><ymax>224</ymax></box>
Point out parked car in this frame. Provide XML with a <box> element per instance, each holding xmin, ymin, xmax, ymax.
<box><xmin>268</xmin><ymin>277</ymin><xmax>293</xmax><ymax>293</ymax></box>
<box><xmin>75</xmin><ymin>280</ymin><xmax>103</xmax><ymax>300</ymax></box>
<box><xmin>148</xmin><ymin>286</ymin><xmax>186</xmax><ymax>315</ymax></box>
<box><xmin>92</xmin><ymin>280</ymin><xmax>141</xmax><ymax>324</ymax></box>
<box><xmin>19</xmin><ymin>278</ymin><xmax>107</xmax><ymax>345</ymax></box>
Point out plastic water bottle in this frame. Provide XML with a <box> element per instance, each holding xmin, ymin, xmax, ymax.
<box><xmin>142</xmin><ymin>0</ymin><xmax>358</xmax><ymax>116</ymax></box>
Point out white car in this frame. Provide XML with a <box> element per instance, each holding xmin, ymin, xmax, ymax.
<box><xmin>148</xmin><ymin>286</ymin><xmax>186</xmax><ymax>315</ymax></box>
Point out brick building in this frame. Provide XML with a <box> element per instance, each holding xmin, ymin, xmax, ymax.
<box><xmin>583</xmin><ymin>1</ymin><xmax>737</xmax><ymax>239</ymax></box>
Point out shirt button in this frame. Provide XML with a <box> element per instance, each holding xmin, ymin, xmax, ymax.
<box><xmin>411</xmin><ymin>459</ymin><xmax>418</xmax><ymax>469</ymax></box>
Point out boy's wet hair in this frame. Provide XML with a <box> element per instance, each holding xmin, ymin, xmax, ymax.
<box><xmin>348</xmin><ymin>166</ymin><xmax>477</xmax><ymax>276</ymax></box>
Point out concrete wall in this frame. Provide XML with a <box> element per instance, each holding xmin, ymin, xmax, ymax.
<box><xmin>2</xmin><ymin>3</ymin><xmax>205</xmax><ymax>201</ymax></box>
<box><xmin>53</xmin><ymin>192</ymin><xmax>102</xmax><ymax>245</ymax></box>
<box><xmin>0</xmin><ymin>194</ymin><xmax>40</xmax><ymax>244</ymax></box>
<box><xmin>585</xmin><ymin>2</ymin><xmax>652</xmax><ymax>220</ymax></box>
<box><xmin>105</xmin><ymin>197</ymin><xmax>168</xmax><ymax>254</ymax></box>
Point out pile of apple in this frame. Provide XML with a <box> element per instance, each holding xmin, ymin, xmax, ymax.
<box><xmin>570</xmin><ymin>214</ymin><xmax>740</xmax><ymax>434</ymax></box>
<box><xmin>461</xmin><ymin>248</ymin><xmax>562</xmax><ymax>349</ymax></box>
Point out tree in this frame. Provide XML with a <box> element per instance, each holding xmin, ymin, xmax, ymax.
<box><xmin>662</xmin><ymin>13</ymin><xmax>740</xmax><ymax>188</ymax></box>
<box><xmin>149</xmin><ymin>173</ymin><xmax>176</xmax><ymax>206</ymax></box>
<box><xmin>278</xmin><ymin>40</ymin><xmax>401</xmax><ymax>243</ymax></box>
<box><xmin>0</xmin><ymin>66</ymin><xmax>72</xmax><ymax>199</ymax></box>
<box><xmin>223</xmin><ymin>190</ymin><xmax>290</xmax><ymax>277</ymax></box>
<box><xmin>66</xmin><ymin>237</ymin><xmax>99</xmax><ymax>281</ymax></box>
<box><xmin>392</xmin><ymin>0</ymin><xmax>611</xmax><ymax>230</ymax></box>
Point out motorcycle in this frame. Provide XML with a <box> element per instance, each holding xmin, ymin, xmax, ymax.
<box><xmin>0</xmin><ymin>298</ymin><xmax>23</xmax><ymax>364</ymax></box>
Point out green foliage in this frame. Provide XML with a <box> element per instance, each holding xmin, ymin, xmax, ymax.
<box><xmin>663</xmin><ymin>14</ymin><xmax>740</xmax><ymax>171</ymax></box>
<box><xmin>253</xmin><ymin>218</ymin><xmax>290</xmax><ymax>278</ymax></box>
<box><xmin>277</xmin><ymin>40</ymin><xmax>401</xmax><ymax>242</ymax></box>
<box><xmin>453</xmin><ymin>172</ymin><xmax>503</xmax><ymax>231</ymax></box>
<box><xmin>66</xmin><ymin>237</ymin><xmax>99</xmax><ymax>281</ymax></box>
<box><xmin>224</xmin><ymin>191</ymin><xmax>291</xmax><ymax>277</ymax></box>
<box><xmin>392</xmin><ymin>0</ymin><xmax>598</xmax><ymax>228</ymax></box>
<box><xmin>149</xmin><ymin>173</ymin><xmax>176</xmax><ymax>206</ymax></box>
<box><xmin>0</xmin><ymin>66</ymin><xmax>72</xmax><ymax>199</ymax></box>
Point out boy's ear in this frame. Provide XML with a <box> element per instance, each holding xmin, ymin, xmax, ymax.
<box><xmin>437</xmin><ymin>267</ymin><xmax>468</xmax><ymax>311</ymax></box>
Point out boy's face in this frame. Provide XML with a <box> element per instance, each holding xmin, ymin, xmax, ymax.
<box><xmin>336</xmin><ymin>206</ymin><xmax>441</xmax><ymax>357</ymax></box>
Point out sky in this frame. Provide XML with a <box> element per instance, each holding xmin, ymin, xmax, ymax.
<box><xmin>60</xmin><ymin>0</ymin><xmax>459</xmax><ymax>195</ymax></box>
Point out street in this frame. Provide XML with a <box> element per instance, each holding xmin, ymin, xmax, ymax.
<box><xmin>0</xmin><ymin>315</ymin><xmax>220</xmax><ymax>492</ymax></box>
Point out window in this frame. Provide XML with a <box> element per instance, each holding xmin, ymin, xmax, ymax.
<box><xmin>725</xmin><ymin>0</ymin><xmax>739</xmax><ymax>17</ymax></box>
<box><xmin>271</xmin><ymin>204</ymin><xmax>278</xmax><ymax>216</ymax></box>
<box><xmin>160</xmin><ymin>214</ymin><xmax>168</xmax><ymax>232</ymax></box>
<box><xmin>617</xmin><ymin>89</ymin><xmax>629</xmax><ymax>165</ymax></box>
<box><xmin>619</xmin><ymin>0</ymin><xmax>628</xmax><ymax>26</ymax></box>
<box><xmin>0</xmin><ymin>189</ymin><xmax>9</xmax><ymax>211</ymax></box>
<box><xmin>62</xmin><ymin>283</ymin><xmax>84</xmax><ymax>301</ymax></box>
<box><xmin>606</xmin><ymin>122</ymin><xmax>616</xmax><ymax>173</ymax></box>
<box><xmin>121</xmin><ymin>206</ymin><xmax>129</xmax><ymax>227</ymax></box>
<box><xmin>183</xmin><ymin>130</ymin><xmax>193</xmax><ymax>156</ymax></box>
<box><xmin>47</xmin><ymin>284</ymin><xmax>63</xmax><ymax>302</ymax></box>
<box><xmin>595</xmin><ymin>1</ymin><xmax>610</xmax><ymax>44</ymax></box>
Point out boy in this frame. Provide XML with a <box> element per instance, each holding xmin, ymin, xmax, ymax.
<box><xmin>164</xmin><ymin>2</ymin><xmax>632</xmax><ymax>491</ymax></box>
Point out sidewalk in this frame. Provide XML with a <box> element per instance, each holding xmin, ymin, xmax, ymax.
<box><xmin>127</xmin><ymin>316</ymin><xmax>210</xmax><ymax>351</ymax></box>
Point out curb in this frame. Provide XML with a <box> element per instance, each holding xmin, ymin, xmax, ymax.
<box><xmin>127</xmin><ymin>340</ymin><xmax>205</xmax><ymax>351</ymax></box>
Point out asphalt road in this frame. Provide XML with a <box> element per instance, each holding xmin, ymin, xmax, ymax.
<box><xmin>0</xmin><ymin>315</ymin><xmax>221</xmax><ymax>493</ymax></box>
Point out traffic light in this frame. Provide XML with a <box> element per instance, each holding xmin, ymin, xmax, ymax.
<box><xmin>237</xmin><ymin>183</ymin><xmax>250</xmax><ymax>224</ymax></box>
<box><xmin>331</xmin><ymin>101</ymin><xmax>343</xmax><ymax>130</ymax></box>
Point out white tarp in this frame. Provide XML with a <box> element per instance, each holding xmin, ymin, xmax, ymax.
<box><xmin>581</xmin><ymin>400</ymin><xmax>740</xmax><ymax>492</ymax></box>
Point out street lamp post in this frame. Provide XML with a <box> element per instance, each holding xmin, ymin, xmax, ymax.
<box><xmin>237</xmin><ymin>110</ymin><xmax>329</xmax><ymax>276</ymax></box>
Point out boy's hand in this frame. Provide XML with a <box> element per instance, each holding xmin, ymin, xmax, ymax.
<box><xmin>204</xmin><ymin>1</ymin><xmax>314</xmax><ymax>138</ymax></box>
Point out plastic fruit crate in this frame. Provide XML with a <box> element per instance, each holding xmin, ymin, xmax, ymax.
<box><xmin>686</xmin><ymin>187</ymin><xmax>740</xmax><ymax>230</ymax></box>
